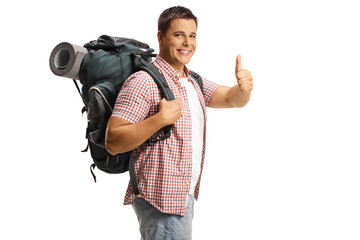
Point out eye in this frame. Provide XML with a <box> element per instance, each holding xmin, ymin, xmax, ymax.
<box><xmin>190</xmin><ymin>35</ymin><xmax>197</xmax><ymax>39</ymax></box>
<box><xmin>175</xmin><ymin>33</ymin><xmax>183</xmax><ymax>37</ymax></box>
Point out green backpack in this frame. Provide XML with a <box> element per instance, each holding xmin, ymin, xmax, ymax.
<box><xmin>76</xmin><ymin>35</ymin><xmax>203</xmax><ymax>194</ymax></box>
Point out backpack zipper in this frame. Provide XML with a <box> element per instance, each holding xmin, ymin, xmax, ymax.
<box><xmin>88</xmin><ymin>86</ymin><xmax>113</xmax><ymax>111</ymax></box>
<box><xmin>87</xmin><ymin>86</ymin><xmax>113</xmax><ymax>148</ymax></box>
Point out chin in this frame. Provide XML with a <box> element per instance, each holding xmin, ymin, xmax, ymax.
<box><xmin>180</xmin><ymin>56</ymin><xmax>193</xmax><ymax>65</ymax></box>
<box><xmin>182</xmin><ymin>59</ymin><xmax>191</xmax><ymax>65</ymax></box>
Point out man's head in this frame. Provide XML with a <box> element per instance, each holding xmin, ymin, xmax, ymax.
<box><xmin>158</xmin><ymin>6</ymin><xmax>198</xmax><ymax>35</ymax></box>
<box><xmin>157</xmin><ymin>6</ymin><xmax>198</xmax><ymax>75</ymax></box>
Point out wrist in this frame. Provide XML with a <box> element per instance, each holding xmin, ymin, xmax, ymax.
<box><xmin>152</xmin><ymin>112</ymin><xmax>169</xmax><ymax>129</ymax></box>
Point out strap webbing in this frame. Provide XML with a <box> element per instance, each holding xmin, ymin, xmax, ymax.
<box><xmin>73</xmin><ymin>79</ymin><xmax>82</xmax><ymax>97</ymax></box>
<box><xmin>189</xmin><ymin>70</ymin><xmax>204</xmax><ymax>93</ymax></box>
<box><xmin>73</xmin><ymin>79</ymin><xmax>87</xmax><ymax>114</ymax></box>
<box><xmin>129</xmin><ymin>153</ymin><xmax>139</xmax><ymax>195</ymax></box>
<box><xmin>90</xmin><ymin>164</ymin><xmax>97</xmax><ymax>183</ymax></box>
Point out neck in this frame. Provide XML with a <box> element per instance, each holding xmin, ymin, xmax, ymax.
<box><xmin>159</xmin><ymin>53</ymin><xmax>185</xmax><ymax>77</ymax></box>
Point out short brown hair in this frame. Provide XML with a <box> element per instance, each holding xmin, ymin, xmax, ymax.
<box><xmin>158</xmin><ymin>6</ymin><xmax>198</xmax><ymax>35</ymax></box>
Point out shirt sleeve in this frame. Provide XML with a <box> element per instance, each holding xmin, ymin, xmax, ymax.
<box><xmin>201</xmin><ymin>76</ymin><xmax>220</xmax><ymax>107</ymax></box>
<box><xmin>111</xmin><ymin>71</ymin><xmax>151</xmax><ymax>123</ymax></box>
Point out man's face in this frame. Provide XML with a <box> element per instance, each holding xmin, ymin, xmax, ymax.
<box><xmin>158</xmin><ymin>18</ymin><xmax>197</xmax><ymax>73</ymax></box>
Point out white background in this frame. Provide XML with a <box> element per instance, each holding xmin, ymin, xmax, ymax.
<box><xmin>1</xmin><ymin>0</ymin><xmax>359</xmax><ymax>239</ymax></box>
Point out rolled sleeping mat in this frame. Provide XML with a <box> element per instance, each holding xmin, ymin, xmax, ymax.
<box><xmin>49</xmin><ymin>42</ymin><xmax>88</xmax><ymax>80</ymax></box>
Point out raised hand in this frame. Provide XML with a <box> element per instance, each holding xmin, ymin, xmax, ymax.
<box><xmin>235</xmin><ymin>54</ymin><xmax>253</xmax><ymax>92</ymax></box>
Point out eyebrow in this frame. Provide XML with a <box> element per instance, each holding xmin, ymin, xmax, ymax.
<box><xmin>173</xmin><ymin>31</ymin><xmax>197</xmax><ymax>35</ymax></box>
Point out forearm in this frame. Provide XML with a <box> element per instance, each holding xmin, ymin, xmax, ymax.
<box><xmin>105</xmin><ymin>114</ymin><xmax>165</xmax><ymax>155</ymax></box>
<box><xmin>106</xmin><ymin>98</ymin><xmax>182</xmax><ymax>155</ymax></box>
<box><xmin>208</xmin><ymin>85</ymin><xmax>251</xmax><ymax>108</ymax></box>
<box><xmin>228</xmin><ymin>84</ymin><xmax>251</xmax><ymax>108</ymax></box>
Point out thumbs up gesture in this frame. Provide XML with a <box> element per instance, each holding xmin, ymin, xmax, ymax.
<box><xmin>235</xmin><ymin>55</ymin><xmax>253</xmax><ymax>92</ymax></box>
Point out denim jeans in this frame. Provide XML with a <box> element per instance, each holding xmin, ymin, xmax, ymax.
<box><xmin>132</xmin><ymin>195</ymin><xmax>195</xmax><ymax>240</ymax></box>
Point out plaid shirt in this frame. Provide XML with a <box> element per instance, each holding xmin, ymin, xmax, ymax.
<box><xmin>112</xmin><ymin>56</ymin><xmax>219</xmax><ymax>216</ymax></box>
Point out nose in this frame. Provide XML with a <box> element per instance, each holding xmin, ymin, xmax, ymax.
<box><xmin>182</xmin><ymin>36</ymin><xmax>190</xmax><ymax>46</ymax></box>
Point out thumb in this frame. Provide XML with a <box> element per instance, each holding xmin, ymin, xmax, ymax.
<box><xmin>235</xmin><ymin>54</ymin><xmax>243</xmax><ymax>73</ymax></box>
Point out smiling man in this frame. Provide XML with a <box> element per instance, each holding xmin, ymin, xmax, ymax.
<box><xmin>157</xmin><ymin>17</ymin><xmax>197</xmax><ymax>77</ymax></box>
<box><xmin>106</xmin><ymin>6</ymin><xmax>253</xmax><ymax>239</ymax></box>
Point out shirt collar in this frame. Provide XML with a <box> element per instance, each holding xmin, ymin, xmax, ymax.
<box><xmin>153</xmin><ymin>55</ymin><xmax>191</xmax><ymax>80</ymax></box>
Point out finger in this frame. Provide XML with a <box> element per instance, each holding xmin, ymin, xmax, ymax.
<box><xmin>235</xmin><ymin>54</ymin><xmax>243</xmax><ymax>73</ymax></box>
<box><xmin>238</xmin><ymin>82</ymin><xmax>253</xmax><ymax>91</ymax></box>
<box><xmin>236</xmin><ymin>70</ymin><xmax>249</xmax><ymax>79</ymax></box>
<box><xmin>238</xmin><ymin>79</ymin><xmax>253</xmax><ymax>87</ymax></box>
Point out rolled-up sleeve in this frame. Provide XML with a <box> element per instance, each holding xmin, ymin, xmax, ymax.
<box><xmin>201</xmin><ymin>76</ymin><xmax>220</xmax><ymax>107</ymax></box>
<box><xmin>111</xmin><ymin>71</ymin><xmax>151</xmax><ymax>123</ymax></box>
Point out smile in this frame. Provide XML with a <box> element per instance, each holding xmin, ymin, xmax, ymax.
<box><xmin>177</xmin><ymin>49</ymin><xmax>191</xmax><ymax>56</ymax></box>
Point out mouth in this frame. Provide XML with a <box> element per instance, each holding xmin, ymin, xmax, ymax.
<box><xmin>177</xmin><ymin>49</ymin><xmax>192</xmax><ymax>56</ymax></box>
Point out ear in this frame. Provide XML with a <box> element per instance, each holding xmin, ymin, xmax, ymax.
<box><xmin>157</xmin><ymin>31</ymin><xmax>163</xmax><ymax>45</ymax></box>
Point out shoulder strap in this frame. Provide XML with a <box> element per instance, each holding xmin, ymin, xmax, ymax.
<box><xmin>133</xmin><ymin>53</ymin><xmax>175</xmax><ymax>101</ymax></box>
<box><xmin>132</xmin><ymin>53</ymin><xmax>174</xmax><ymax>142</ymax></box>
<box><xmin>189</xmin><ymin>70</ymin><xmax>204</xmax><ymax>93</ymax></box>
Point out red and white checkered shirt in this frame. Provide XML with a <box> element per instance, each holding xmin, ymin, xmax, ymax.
<box><xmin>112</xmin><ymin>56</ymin><xmax>219</xmax><ymax>216</ymax></box>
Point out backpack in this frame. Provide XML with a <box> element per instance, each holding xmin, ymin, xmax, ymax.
<box><xmin>75</xmin><ymin>35</ymin><xmax>203</xmax><ymax>194</ymax></box>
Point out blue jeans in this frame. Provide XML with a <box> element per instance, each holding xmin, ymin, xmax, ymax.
<box><xmin>132</xmin><ymin>195</ymin><xmax>195</xmax><ymax>240</ymax></box>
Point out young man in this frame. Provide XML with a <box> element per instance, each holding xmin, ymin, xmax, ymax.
<box><xmin>106</xmin><ymin>6</ymin><xmax>253</xmax><ymax>239</ymax></box>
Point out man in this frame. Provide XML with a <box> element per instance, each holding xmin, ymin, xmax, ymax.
<box><xmin>106</xmin><ymin>6</ymin><xmax>253</xmax><ymax>239</ymax></box>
